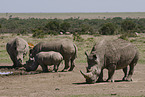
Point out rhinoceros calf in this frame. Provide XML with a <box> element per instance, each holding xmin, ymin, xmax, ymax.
<box><xmin>25</xmin><ymin>51</ymin><xmax>63</xmax><ymax>72</ymax></box>
<box><xmin>29</xmin><ymin>39</ymin><xmax>77</xmax><ymax>71</ymax></box>
<box><xmin>81</xmin><ymin>39</ymin><xmax>139</xmax><ymax>84</ymax></box>
<box><xmin>6</xmin><ymin>37</ymin><xmax>29</xmax><ymax>67</ymax></box>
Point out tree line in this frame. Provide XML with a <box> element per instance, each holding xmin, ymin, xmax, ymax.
<box><xmin>0</xmin><ymin>17</ymin><xmax>145</xmax><ymax>38</ymax></box>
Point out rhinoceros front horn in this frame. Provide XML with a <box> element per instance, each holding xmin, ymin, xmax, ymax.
<box><xmin>80</xmin><ymin>70</ymin><xmax>92</xmax><ymax>79</ymax></box>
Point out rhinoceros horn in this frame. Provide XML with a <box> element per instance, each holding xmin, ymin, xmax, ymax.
<box><xmin>80</xmin><ymin>70</ymin><xmax>93</xmax><ymax>79</ymax></box>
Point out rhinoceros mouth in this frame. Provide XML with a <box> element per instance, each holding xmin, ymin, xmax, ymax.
<box><xmin>86</xmin><ymin>78</ymin><xmax>96</xmax><ymax>84</ymax></box>
<box><xmin>80</xmin><ymin>70</ymin><xmax>97</xmax><ymax>84</ymax></box>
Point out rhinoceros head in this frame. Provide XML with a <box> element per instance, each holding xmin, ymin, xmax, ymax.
<box><xmin>28</xmin><ymin>43</ymin><xmax>35</xmax><ymax>58</ymax></box>
<box><xmin>24</xmin><ymin>57</ymin><xmax>39</xmax><ymax>71</ymax></box>
<box><xmin>80</xmin><ymin>51</ymin><xmax>101</xmax><ymax>84</ymax></box>
<box><xmin>15</xmin><ymin>44</ymin><xmax>27</xmax><ymax>67</ymax></box>
<box><xmin>24</xmin><ymin>58</ymin><xmax>35</xmax><ymax>71</ymax></box>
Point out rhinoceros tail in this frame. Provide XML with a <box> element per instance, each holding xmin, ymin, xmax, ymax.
<box><xmin>73</xmin><ymin>44</ymin><xmax>78</xmax><ymax>59</ymax></box>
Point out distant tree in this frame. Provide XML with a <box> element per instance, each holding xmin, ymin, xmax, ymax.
<box><xmin>112</xmin><ymin>17</ymin><xmax>123</xmax><ymax>21</ymax></box>
<box><xmin>32</xmin><ymin>29</ymin><xmax>45</xmax><ymax>38</ymax></box>
<box><xmin>60</xmin><ymin>22</ymin><xmax>70</xmax><ymax>32</ymax></box>
<box><xmin>99</xmin><ymin>23</ymin><xmax>116</xmax><ymax>35</ymax></box>
<box><xmin>121</xmin><ymin>20</ymin><xmax>136</xmax><ymax>32</ymax></box>
<box><xmin>9</xmin><ymin>15</ymin><xmax>12</xmax><ymax>19</ymax></box>
<box><xmin>45</xmin><ymin>21</ymin><xmax>60</xmax><ymax>32</ymax></box>
<box><xmin>80</xmin><ymin>24</ymin><xmax>93</xmax><ymax>34</ymax></box>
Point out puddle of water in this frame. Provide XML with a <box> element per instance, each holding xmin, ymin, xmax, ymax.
<box><xmin>0</xmin><ymin>72</ymin><xmax>13</xmax><ymax>75</ymax></box>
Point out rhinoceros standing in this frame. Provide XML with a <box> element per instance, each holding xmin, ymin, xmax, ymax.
<box><xmin>25</xmin><ymin>51</ymin><xmax>63</xmax><ymax>72</ymax></box>
<box><xmin>29</xmin><ymin>39</ymin><xmax>77</xmax><ymax>71</ymax></box>
<box><xmin>80</xmin><ymin>39</ymin><xmax>139</xmax><ymax>84</ymax></box>
<box><xmin>6</xmin><ymin>37</ymin><xmax>29</xmax><ymax>67</ymax></box>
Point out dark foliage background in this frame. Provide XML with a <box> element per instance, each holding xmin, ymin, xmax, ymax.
<box><xmin>0</xmin><ymin>17</ymin><xmax>145</xmax><ymax>37</ymax></box>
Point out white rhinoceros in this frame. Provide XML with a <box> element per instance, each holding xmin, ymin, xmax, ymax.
<box><xmin>25</xmin><ymin>51</ymin><xmax>63</xmax><ymax>72</ymax></box>
<box><xmin>29</xmin><ymin>39</ymin><xmax>77</xmax><ymax>71</ymax></box>
<box><xmin>6</xmin><ymin>37</ymin><xmax>29</xmax><ymax>67</ymax></box>
<box><xmin>81</xmin><ymin>39</ymin><xmax>139</xmax><ymax>84</ymax></box>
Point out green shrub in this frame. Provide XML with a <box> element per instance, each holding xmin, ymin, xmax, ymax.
<box><xmin>119</xmin><ymin>34</ymin><xmax>128</xmax><ymax>41</ymax></box>
<box><xmin>32</xmin><ymin>29</ymin><xmax>45</xmax><ymax>38</ymax></box>
<box><xmin>85</xmin><ymin>37</ymin><xmax>94</xmax><ymax>42</ymax></box>
<box><xmin>60</xmin><ymin>22</ymin><xmax>70</xmax><ymax>32</ymax></box>
<box><xmin>80</xmin><ymin>24</ymin><xmax>93</xmax><ymax>34</ymax></box>
<box><xmin>73</xmin><ymin>34</ymin><xmax>84</xmax><ymax>42</ymax></box>
<box><xmin>48</xmin><ymin>30</ymin><xmax>59</xmax><ymax>35</ymax></box>
<box><xmin>45</xmin><ymin>21</ymin><xmax>60</xmax><ymax>32</ymax></box>
<box><xmin>99</xmin><ymin>23</ymin><xmax>116</xmax><ymax>35</ymax></box>
<box><xmin>121</xmin><ymin>20</ymin><xmax>136</xmax><ymax>31</ymax></box>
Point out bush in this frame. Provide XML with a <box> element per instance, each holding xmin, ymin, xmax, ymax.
<box><xmin>60</xmin><ymin>22</ymin><xmax>70</xmax><ymax>32</ymax></box>
<box><xmin>48</xmin><ymin>30</ymin><xmax>59</xmax><ymax>35</ymax></box>
<box><xmin>32</xmin><ymin>29</ymin><xmax>45</xmax><ymax>38</ymax></box>
<box><xmin>119</xmin><ymin>34</ymin><xmax>128</xmax><ymax>41</ymax></box>
<box><xmin>73</xmin><ymin>34</ymin><xmax>84</xmax><ymax>42</ymax></box>
<box><xmin>45</xmin><ymin>21</ymin><xmax>60</xmax><ymax>32</ymax></box>
<box><xmin>0</xmin><ymin>16</ymin><xmax>145</xmax><ymax>35</ymax></box>
<box><xmin>119</xmin><ymin>32</ymin><xmax>137</xmax><ymax>41</ymax></box>
<box><xmin>121</xmin><ymin>20</ymin><xmax>136</xmax><ymax>31</ymax></box>
<box><xmin>99</xmin><ymin>23</ymin><xmax>116</xmax><ymax>35</ymax></box>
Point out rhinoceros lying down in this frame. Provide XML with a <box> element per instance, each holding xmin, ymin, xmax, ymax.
<box><xmin>6</xmin><ymin>37</ymin><xmax>29</xmax><ymax>67</ymax></box>
<box><xmin>29</xmin><ymin>39</ymin><xmax>77</xmax><ymax>71</ymax></box>
<box><xmin>81</xmin><ymin>39</ymin><xmax>139</xmax><ymax>84</ymax></box>
<box><xmin>25</xmin><ymin>51</ymin><xmax>63</xmax><ymax>72</ymax></box>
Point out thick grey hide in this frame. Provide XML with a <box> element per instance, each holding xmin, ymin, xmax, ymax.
<box><xmin>30</xmin><ymin>39</ymin><xmax>77</xmax><ymax>71</ymax></box>
<box><xmin>25</xmin><ymin>51</ymin><xmax>63</xmax><ymax>72</ymax></box>
<box><xmin>82</xmin><ymin>39</ymin><xmax>139</xmax><ymax>84</ymax></box>
<box><xmin>6</xmin><ymin>37</ymin><xmax>29</xmax><ymax>67</ymax></box>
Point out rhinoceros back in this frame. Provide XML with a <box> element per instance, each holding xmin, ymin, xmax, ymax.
<box><xmin>35</xmin><ymin>51</ymin><xmax>63</xmax><ymax>65</ymax></box>
<box><xmin>104</xmin><ymin>39</ymin><xmax>139</xmax><ymax>69</ymax></box>
<box><xmin>31</xmin><ymin>40</ymin><xmax>75</xmax><ymax>60</ymax></box>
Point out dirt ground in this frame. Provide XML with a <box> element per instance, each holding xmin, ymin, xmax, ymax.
<box><xmin>0</xmin><ymin>62</ymin><xmax>144</xmax><ymax>97</ymax></box>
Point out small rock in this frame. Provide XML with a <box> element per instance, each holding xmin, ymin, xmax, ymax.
<box><xmin>111</xmin><ymin>93</ymin><xmax>117</xmax><ymax>95</ymax></box>
<box><xmin>55</xmin><ymin>88</ymin><xmax>60</xmax><ymax>90</ymax></box>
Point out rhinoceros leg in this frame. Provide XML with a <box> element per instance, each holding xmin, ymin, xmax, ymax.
<box><xmin>62</xmin><ymin>59</ymin><xmax>69</xmax><ymax>72</ymax></box>
<box><xmin>41</xmin><ymin>65</ymin><xmax>48</xmax><ymax>72</ymax></box>
<box><xmin>9</xmin><ymin>54</ymin><xmax>17</xmax><ymax>67</ymax></box>
<box><xmin>53</xmin><ymin>62</ymin><xmax>61</xmax><ymax>72</ymax></box>
<box><xmin>106</xmin><ymin>64</ymin><xmax>116</xmax><ymax>82</ymax></box>
<box><xmin>97</xmin><ymin>69</ymin><xmax>104</xmax><ymax>82</ymax></box>
<box><xmin>126</xmin><ymin>63</ymin><xmax>135</xmax><ymax>81</ymax></box>
<box><xmin>68</xmin><ymin>59</ymin><xmax>75</xmax><ymax>71</ymax></box>
<box><xmin>122</xmin><ymin>67</ymin><xmax>128</xmax><ymax>81</ymax></box>
<box><xmin>126</xmin><ymin>55</ymin><xmax>138</xmax><ymax>81</ymax></box>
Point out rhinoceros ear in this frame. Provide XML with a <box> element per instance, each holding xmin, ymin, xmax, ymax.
<box><xmin>85</xmin><ymin>51</ymin><xmax>89</xmax><ymax>58</ymax></box>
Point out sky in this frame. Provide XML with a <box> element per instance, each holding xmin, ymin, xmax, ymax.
<box><xmin>0</xmin><ymin>0</ymin><xmax>145</xmax><ymax>13</ymax></box>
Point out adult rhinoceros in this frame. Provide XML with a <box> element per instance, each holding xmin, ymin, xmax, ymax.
<box><xmin>80</xmin><ymin>39</ymin><xmax>139</xmax><ymax>84</ymax></box>
<box><xmin>29</xmin><ymin>39</ymin><xmax>77</xmax><ymax>71</ymax></box>
<box><xmin>6</xmin><ymin>37</ymin><xmax>29</xmax><ymax>67</ymax></box>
